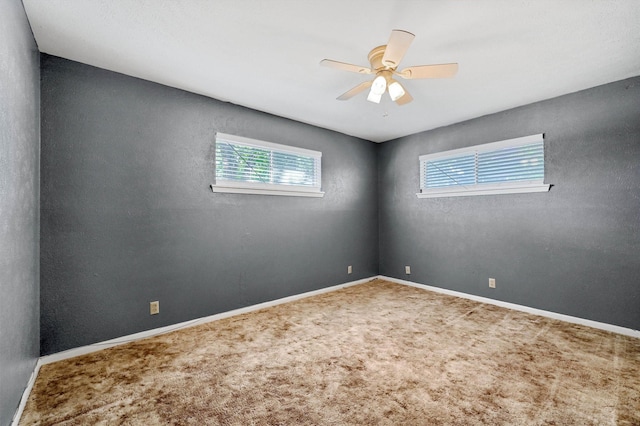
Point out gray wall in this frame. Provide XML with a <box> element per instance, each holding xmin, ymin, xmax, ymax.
<box><xmin>40</xmin><ymin>55</ymin><xmax>378</xmax><ymax>355</ymax></box>
<box><xmin>0</xmin><ymin>0</ymin><xmax>40</xmax><ymax>423</ymax></box>
<box><xmin>379</xmin><ymin>76</ymin><xmax>640</xmax><ymax>330</ymax></box>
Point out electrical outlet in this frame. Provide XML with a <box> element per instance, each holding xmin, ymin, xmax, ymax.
<box><xmin>489</xmin><ymin>278</ymin><xmax>496</xmax><ymax>289</ymax></box>
<box><xmin>150</xmin><ymin>301</ymin><xmax>160</xmax><ymax>315</ymax></box>
<box><xmin>405</xmin><ymin>266</ymin><xmax>411</xmax><ymax>274</ymax></box>
<box><xmin>348</xmin><ymin>265</ymin><xmax>353</xmax><ymax>274</ymax></box>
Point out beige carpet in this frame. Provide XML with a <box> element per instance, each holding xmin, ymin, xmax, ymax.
<box><xmin>20</xmin><ymin>279</ymin><xmax>640</xmax><ymax>425</ymax></box>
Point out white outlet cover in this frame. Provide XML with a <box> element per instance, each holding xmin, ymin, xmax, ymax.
<box><xmin>405</xmin><ymin>266</ymin><xmax>411</xmax><ymax>274</ymax></box>
<box><xmin>348</xmin><ymin>265</ymin><xmax>352</xmax><ymax>274</ymax></box>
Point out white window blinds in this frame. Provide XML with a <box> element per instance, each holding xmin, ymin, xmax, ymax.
<box><xmin>423</xmin><ymin>153</ymin><xmax>476</xmax><ymax>188</ymax></box>
<box><xmin>477</xmin><ymin>143</ymin><xmax>544</xmax><ymax>184</ymax></box>
<box><xmin>418</xmin><ymin>134</ymin><xmax>549</xmax><ymax>198</ymax></box>
<box><xmin>213</xmin><ymin>133</ymin><xmax>323</xmax><ymax>197</ymax></box>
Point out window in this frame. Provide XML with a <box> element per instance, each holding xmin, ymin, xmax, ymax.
<box><xmin>418</xmin><ymin>134</ymin><xmax>549</xmax><ymax>198</ymax></box>
<box><xmin>212</xmin><ymin>133</ymin><xmax>323</xmax><ymax>197</ymax></box>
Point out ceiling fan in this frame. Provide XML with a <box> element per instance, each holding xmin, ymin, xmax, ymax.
<box><xmin>320</xmin><ymin>30</ymin><xmax>458</xmax><ymax>106</ymax></box>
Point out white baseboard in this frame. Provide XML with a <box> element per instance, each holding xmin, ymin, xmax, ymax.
<box><xmin>379</xmin><ymin>275</ymin><xmax>640</xmax><ymax>339</ymax></box>
<box><xmin>13</xmin><ymin>276</ymin><xmax>376</xmax><ymax>424</ymax></box>
<box><xmin>39</xmin><ymin>276</ymin><xmax>376</xmax><ymax>366</ymax></box>
<box><xmin>14</xmin><ymin>274</ymin><xmax>638</xmax><ymax>424</ymax></box>
<box><xmin>11</xmin><ymin>359</ymin><xmax>42</xmax><ymax>426</ymax></box>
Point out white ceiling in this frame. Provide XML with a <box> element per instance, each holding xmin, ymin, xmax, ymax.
<box><xmin>23</xmin><ymin>0</ymin><xmax>640</xmax><ymax>142</ymax></box>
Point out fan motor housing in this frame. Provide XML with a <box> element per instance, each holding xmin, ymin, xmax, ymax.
<box><xmin>368</xmin><ymin>45</ymin><xmax>392</xmax><ymax>71</ymax></box>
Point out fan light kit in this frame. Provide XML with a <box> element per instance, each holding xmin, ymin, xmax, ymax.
<box><xmin>320</xmin><ymin>30</ymin><xmax>458</xmax><ymax>106</ymax></box>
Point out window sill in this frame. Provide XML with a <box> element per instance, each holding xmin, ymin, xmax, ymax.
<box><xmin>416</xmin><ymin>183</ymin><xmax>550</xmax><ymax>198</ymax></box>
<box><xmin>211</xmin><ymin>184</ymin><xmax>325</xmax><ymax>198</ymax></box>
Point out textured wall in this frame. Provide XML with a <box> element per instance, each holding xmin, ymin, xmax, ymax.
<box><xmin>379</xmin><ymin>76</ymin><xmax>640</xmax><ymax>330</ymax></box>
<box><xmin>0</xmin><ymin>0</ymin><xmax>40</xmax><ymax>423</ymax></box>
<box><xmin>40</xmin><ymin>55</ymin><xmax>378</xmax><ymax>355</ymax></box>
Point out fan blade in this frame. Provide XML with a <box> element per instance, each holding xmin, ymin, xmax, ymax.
<box><xmin>320</xmin><ymin>59</ymin><xmax>371</xmax><ymax>74</ymax></box>
<box><xmin>398</xmin><ymin>63</ymin><xmax>458</xmax><ymax>79</ymax></box>
<box><xmin>337</xmin><ymin>80</ymin><xmax>373</xmax><ymax>100</ymax></box>
<box><xmin>382</xmin><ymin>29</ymin><xmax>415</xmax><ymax>68</ymax></box>
<box><xmin>395</xmin><ymin>89</ymin><xmax>413</xmax><ymax>106</ymax></box>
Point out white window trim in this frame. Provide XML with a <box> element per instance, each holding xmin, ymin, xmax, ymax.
<box><xmin>417</xmin><ymin>133</ymin><xmax>550</xmax><ymax>199</ymax></box>
<box><xmin>210</xmin><ymin>184</ymin><xmax>324</xmax><ymax>197</ymax></box>
<box><xmin>417</xmin><ymin>181</ymin><xmax>550</xmax><ymax>198</ymax></box>
<box><xmin>212</xmin><ymin>133</ymin><xmax>324</xmax><ymax>197</ymax></box>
